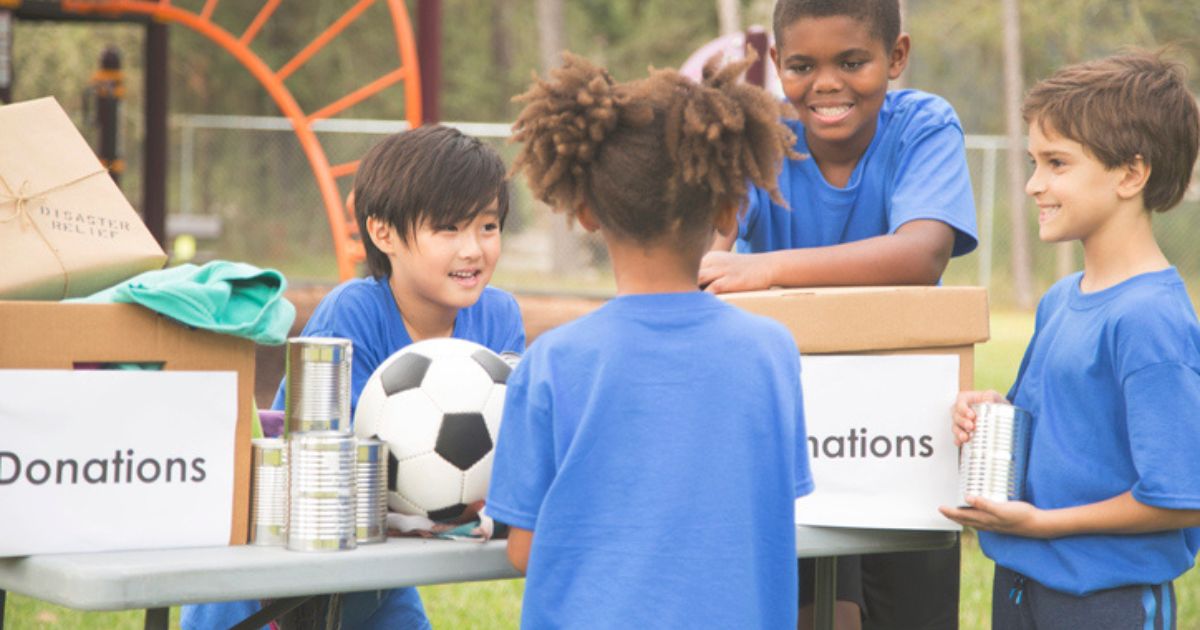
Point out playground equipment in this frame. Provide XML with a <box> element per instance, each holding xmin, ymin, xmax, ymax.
<box><xmin>5</xmin><ymin>0</ymin><xmax>424</xmax><ymax>281</ymax></box>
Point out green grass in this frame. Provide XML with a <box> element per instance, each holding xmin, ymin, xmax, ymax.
<box><xmin>7</xmin><ymin>309</ymin><xmax>1200</xmax><ymax>628</ymax></box>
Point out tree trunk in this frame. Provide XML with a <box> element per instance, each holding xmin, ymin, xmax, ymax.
<box><xmin>491</xmin><ymin>0</ymin><xmax>513</xmax><ymax>117</ymax></box>
<box><xmin>535</xmin><ymin>0</ymin><xmax>576</xmax><ymax>275</ymax></box>
<box><xmin>717</xmin><ymin>0</ymin><xmax>740</xmax><ymax>36</ymax></box>
<box><xmin>1002</xmin><ymin>0</ymin><xmax>1034</xmax><ymax>308</ymax></box>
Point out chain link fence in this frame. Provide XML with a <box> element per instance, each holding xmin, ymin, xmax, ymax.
<box><xmin>166</xmin><ymin>114</ymin><xmax>1200</xmax><ymax>308</ymax></box>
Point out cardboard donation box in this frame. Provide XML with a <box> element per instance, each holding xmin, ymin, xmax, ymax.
<box><xmin>0</xmin><ymin>97</ymin><xmax>166</xmax><ymax>300</ymax></box>
<box><xmin>0</xmin><ymin>302</ymin><xmax>255</xmax><ymax>556</ymax></box>
<box><xmin>722</xmin><ymin>286</ymin><xmax>989</xmax><ymax>531</ymax></box>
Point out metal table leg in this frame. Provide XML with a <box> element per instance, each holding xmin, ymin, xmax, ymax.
<box><xmin>813</xmin><ymin>555</ymin><xmax>837</xmax><ymax>630</ymax></box>
<box><xmin>230</xmin><ymin>595</ymin><xmax>314</xmax><ymax>630</ymax></box>
<box><xmin>143</xmin><ymin>607</ymin><xmax>169</xmax><ymax>630</ymax></box>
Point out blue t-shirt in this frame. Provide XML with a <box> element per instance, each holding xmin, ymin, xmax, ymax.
<box><xmin>487</xmin><ymin>291</ymin><xmax>813</xmax><ymax>629</ymax></box>
<box><xmin>737</xmin><ymin>90</ymin><xmax>978</xmax><ymax>257</ymax></box>
<box><xmin>182</xmin><ymin>276</ymin><xmax>525</xmax><ymax>630</ymax></box>
<box><xmin>980</xmin><ymin>268</ymin><xmax>1200</xmax><ymax>595</ymax></box>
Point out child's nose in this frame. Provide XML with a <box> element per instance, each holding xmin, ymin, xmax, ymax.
<box><xmin>1024</xmin><ymin>170</ymin><xmax>1044</xmax><ymax>196</ymax></box>
<box><xmin>812</xmin><ymin>66</ymin><xmax>843</xmax><ymax>92</ymax></box>
<box><xmin>457</xmin><ymin>232</ymin><xmax>483</xmax><ymax>258</ymax></box>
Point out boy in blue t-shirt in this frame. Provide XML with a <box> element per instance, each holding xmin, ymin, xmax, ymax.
<box><xmin>944</xmin><ymin>52</ymin><xmax>1200</xmax><ymax>629</ymax></box>
<box><xmin>700</xmin><ymin>1</ymin><xmax>979</xmax><ymax>627</ymax></box>
<box><xmin>489</xmin><ymin>53</ymin><xmax>813</xmax><ymax>628</ymax></box>
<box><xmin>182</xmin><ymin>125</ymin><xmax>525</xmax><ymax>630</ymax></box>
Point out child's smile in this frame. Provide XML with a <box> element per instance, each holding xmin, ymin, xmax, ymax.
<box><xmin>449</xmin><ymin>268</ymin><xmax>483</xmax><ymax>288</ymax></box>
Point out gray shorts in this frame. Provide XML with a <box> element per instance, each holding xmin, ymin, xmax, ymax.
<box><xmin>993</xmin><ymin>564</ymin><xmax>1176</xmax><ymax>630</ymax></box>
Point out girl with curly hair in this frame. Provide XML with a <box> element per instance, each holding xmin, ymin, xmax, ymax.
<box><xmin>486</xmin><ymin>52</ymin><xmax>814</xmax><ymax>628</ymax></box>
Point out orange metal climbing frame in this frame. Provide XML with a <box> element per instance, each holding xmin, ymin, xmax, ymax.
<box><xmin>61</xmin><ymin>0</ymin><xmax>423</xmax><ymax>281</ymax></box>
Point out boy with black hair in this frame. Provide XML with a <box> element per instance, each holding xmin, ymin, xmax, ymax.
<box><xmin>944</xmin><ymin>50</ymin><xmax>1200</xmax><ymax>630</ymax></box>
<box><xmin>182</xmin><ymin>125</ymin><xmax>525</xmax><ymax>629</ymax></box>
<box><xmin>700</xmin><ymin>1</ymin><xmax>978</xmax><ymax>628</ymax></box>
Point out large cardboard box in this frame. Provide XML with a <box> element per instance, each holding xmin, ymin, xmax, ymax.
<box><xmin>722</xmin><ymin>286</ymin><xmax>989</xmax><ymax>530</ymax></box>
<box><xmin>0</xmin><ymin>97</ymin><xmax>166</xmax><ymax>300</ymax></box>
<box><xmin>0</xmin><ymin>302</ymin><xmax>254</xmax><ymax>552</ymax></box>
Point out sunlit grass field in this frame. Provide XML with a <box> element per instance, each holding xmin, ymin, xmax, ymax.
<box><xmin>6</xmin><ymin>309</ymin><xmax>1200</xmax><ymax>628</ymax></box>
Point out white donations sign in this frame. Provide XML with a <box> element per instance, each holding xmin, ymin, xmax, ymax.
<box><xmin>0</xmin><ymin>370</ymin><xmax>237</xmax><ymax>556</ymax></box>
<box><xmin>796</xmin><ymin>355</ymin><xmax>961</xmax><ymax>531</ymax></box>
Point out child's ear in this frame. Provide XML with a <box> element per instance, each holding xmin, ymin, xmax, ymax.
<box><xmin>769</xmin><ymin>45</ymin><xmax>779</xmax><ymax>70</ymax></box>
<box><xmin>714</xmin><ymin>203</ymin><xmax>739</xmax><ymax>238</ymax></box>
<box><xmin>365</xmin><ymin>216</ymin><xmax>399</xmax><ymax>255</ymax></box>
<box><xmin>576</xmin><ymin>204</ymin><xmax>601</xmax><ymax>233</ymax></box>
<box><xmin>1116</xmin><ymin>155</ymin><xmax>1151</xmax><ymax>201</ymax></box>
<box><xmin>887</xmin><ymin>33</ymin><xmax>911</xmax><ymax>80</ymax></box>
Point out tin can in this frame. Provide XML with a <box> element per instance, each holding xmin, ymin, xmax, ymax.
<box><xmin>355</xmin><ymin>438</ymin><xmax>388</xmax><ymax>544</ymax></box>
<box><xmin>287</xmin><ymin>431</ymin><xmax>357</xmax><ymax>552</ymax></box>
<box><xmin>285</xmin><ymin>337</ymin><xmax>353</xmax><ymax>435</ymax></box>
<box><xmin>250</xmin><ymin>438</ymin><xmax>288</xmax><ymax>545</ymax></box>
<box><xmin>959</xmin><ymin>402</ymin><xmax>1032</xmax><ymax>505</ymax></box>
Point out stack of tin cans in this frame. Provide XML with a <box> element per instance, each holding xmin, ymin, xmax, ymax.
<box><xmin>247</xmin><ymin>337</ymin><xmax>389</xmax><ymax>551</ymax></box>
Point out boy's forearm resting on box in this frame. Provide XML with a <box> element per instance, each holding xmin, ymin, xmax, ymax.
<box><xmin>506</xmin><ymin>526</ymin><xmax>533</xmax><ymax>575</ymax></box>
<box><xmin>942</xmin><ymin>492</ymin><xmax>1200</xmax><ymax>538</ymax></box>
<box><xmin>701</xmin><ymin>219</ymin><xmax>954</xmax><ymax>292</ymax></box>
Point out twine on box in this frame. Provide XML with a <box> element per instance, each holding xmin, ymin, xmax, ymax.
<box><xmin>0</xmin><ymin>169</ymin><xmax>110</xmax><ymax>299</ymax></box>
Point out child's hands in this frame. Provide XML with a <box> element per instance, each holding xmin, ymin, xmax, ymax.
<box><xmin>939</xmin><ymin>497</ymin><xmax>1050</xmax><ymax>538</ymax></box>
<box><xmin>952</xmin><ymin>390</ymin><xmax>1006</xmax><ymax>446</ymax></box>
<box><xmin>698</xmin><ymin>251</ymin><xmax>773</xmax><ymax>294</ymax></box>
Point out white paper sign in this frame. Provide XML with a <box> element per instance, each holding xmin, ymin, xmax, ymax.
<box><xmin>0</xmin><ymin>370</ymin><xmax>237</xmax><ymax>556</ymax></box>
<box><xmin>796</xmin><ymin>355</ymin><xmax>961</xmax><ymax>531</ymax></box>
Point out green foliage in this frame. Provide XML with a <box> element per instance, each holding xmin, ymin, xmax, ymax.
<box><xmin>906</xmin><ymin>0</ymin><xmax>1200</xmax><ymax>133</ymax></box>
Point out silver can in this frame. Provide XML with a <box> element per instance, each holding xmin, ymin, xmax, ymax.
<box><xmin>355</xmin><ymin>438</ymin><xmax>389</xmax><ymax>544</ymax></box>
<box><xmin>285</xmin><ymin>337</ymin><xmax>353</xmax><ymax>435</ymax></box>
<box><xmin>959</xmin><ymin>402</ymin><xmax>1032</xmax><ymax>505</ymax></box>
<box><xmin>250</xmin><ymin>438</ymin><xmax>288</xmax><ymax>546</ymax></box>
<box><xmin>287</xmin><ymin>431</ymin><xmax>357</xmax><ymax>552</ymax></box>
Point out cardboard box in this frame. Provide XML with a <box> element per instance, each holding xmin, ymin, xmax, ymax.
<box><xmin>0</xmin><ymin>97</ymin><xmax>166</xmax><ymax>300</ymax></box>
<box><xmin>722</xmin><ymin>286</ymin><xmax>990</xmax><ymax>530</ymax></box>
<box><xmin>721</xmin><ymin>285</ymin><xmax>989</xmax><ymax>388</ymax></box>
<box><xmin>0</xmin><ymin>302</ymin><xmax>254</xmax><ymax>548</ymax></box>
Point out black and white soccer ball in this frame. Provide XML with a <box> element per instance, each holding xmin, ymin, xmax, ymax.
<box><xmin>354</xmin><ymin>338</ymin><xmax>512</xmax><ymax>522</ymax></box>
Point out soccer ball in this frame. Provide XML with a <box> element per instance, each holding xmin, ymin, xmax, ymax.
<box><xmin>354</xmin><ymin>338</ymin><xmax>512</xmax><ymax>522</ymax></box>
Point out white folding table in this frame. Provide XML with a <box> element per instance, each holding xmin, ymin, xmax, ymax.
<box><xmin>0</xmin><ymin>526</ymin><xmax>955</xmax><ymax>630</ymax></box>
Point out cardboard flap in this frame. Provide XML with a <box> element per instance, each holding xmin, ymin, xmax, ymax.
<box><xmin>721</xmin><ymin>286</ymin><xmax>990</xmax><ymax>353</ymax></box>
<box><xmin>0</xmin><ymin>302</ymin><xmax>251</xmax><ymax>368</ymax></box>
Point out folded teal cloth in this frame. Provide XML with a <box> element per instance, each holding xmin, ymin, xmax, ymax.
<box><xmin>70</xmin><ymin>261</ymin><xmax>296</xmax><ymax>345</ymax></box>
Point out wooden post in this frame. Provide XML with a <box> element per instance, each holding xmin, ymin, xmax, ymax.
<box><xmin>0</xmin><ymin>10</ymin><xmax>12</xmax><ymax>104</ymax></box>
<box><xmin>418</xmin><ymin>0</ymin><xmax>441</xmax><ymax>124</ymax></box>
<box><xmin>144</xmin><ymin>21</ymin><xmax>168</xmax><ymax>246</ymax></box>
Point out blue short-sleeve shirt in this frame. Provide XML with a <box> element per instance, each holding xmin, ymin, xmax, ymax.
<box><xmin>981</xmin><ymin>268</ymin><xmax>1200</xmax><ymax>595</ymax></box>
<box><xmin>738</xmin><ymin>90</ymin><xmax>978</xmax><ymax>257</ymax></box>
<box><xmin>488</xmin><ymin>291</ymin><xmax>813</xmax><ymax>629</ymax></box>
